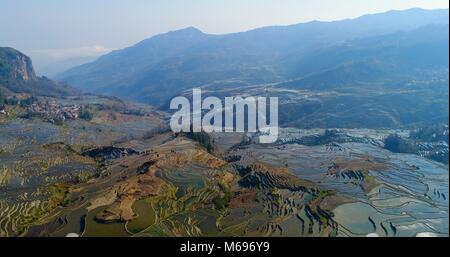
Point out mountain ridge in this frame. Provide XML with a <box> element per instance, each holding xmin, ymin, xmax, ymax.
<box><xmin>57</xmin><ymin>8</ymin><xmax>449</xmax><ymax>105</ymax></box>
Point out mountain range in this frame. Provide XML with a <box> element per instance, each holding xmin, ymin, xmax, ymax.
<box><xmin>57</xmin><ymin>8</ymin><xmax>449</xmax><ymax>106</ymax></box>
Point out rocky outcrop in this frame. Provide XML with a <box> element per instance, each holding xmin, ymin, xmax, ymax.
<box><xmin>0</xmin><ymin>47</ymin><xmax>37</xmax><ymax>81</ymax></box>
<box><xmin>82</xmin><ymin>146</ymin><xmax>139</xmax><ymax>162</ymax></box>
<box><xmin>1</xmin><ymin>47</ymin><xmax>79</xmax><ymax>97</ymax></box>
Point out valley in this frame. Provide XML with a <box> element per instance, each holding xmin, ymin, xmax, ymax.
<box><xmin>0</xmin><ymin>7</ymin><xmax>449</xmax><ymax>238</ymax></box>
<box><xmin>0</xmin><ymin>93</ymin><xmax>448</xmax><ymax>236</ymax></box>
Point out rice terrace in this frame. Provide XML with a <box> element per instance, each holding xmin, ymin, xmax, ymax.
<box><xmin>0</xmin><ymin>1</ymin><xmax>448</xmax><ymax>241</ymax></box>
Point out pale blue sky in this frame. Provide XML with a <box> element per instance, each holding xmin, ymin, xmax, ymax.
<box><xmin>0</xmin><ymin>0</ymin><xmax>448</xmax><ymax>72</ymax></box>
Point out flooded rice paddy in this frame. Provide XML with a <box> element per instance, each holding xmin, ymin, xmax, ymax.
<box><xmin>238</xmin><ymin>141</ymin><xmax>448</xmax><ymax>237</ymax></box>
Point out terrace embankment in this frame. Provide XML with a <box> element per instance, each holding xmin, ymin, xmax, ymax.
<box><xmin>326</xmin><ymin>158</ymin><xmax>387</xmax><ymax>192</ymax></box>
<box><xmin>237</xmin><ymin>161</ymin><xmax>317</xmax><ymax>192</ymax></box>
<box><xmin>90</xmin><ymin>137</ymin><xmax>227</xmax><ymax>223</ymax></box>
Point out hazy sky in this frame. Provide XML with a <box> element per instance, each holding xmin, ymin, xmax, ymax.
<box><xmin>0</xmin><ymin>0</ymin><xmax>448</xmax><ymax>73</ymax></box>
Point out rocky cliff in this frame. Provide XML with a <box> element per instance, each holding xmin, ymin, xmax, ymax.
<box><xmin>0</xmin><ymin>47</ymin><xmax>37</xmax><ymax>81</ymax></box>
<box><xmin>0</xmin><ymin>47</ymin><xmax>78</xmax><ymax>97</ymax></box>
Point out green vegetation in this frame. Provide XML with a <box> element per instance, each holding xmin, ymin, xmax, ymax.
<box><xmin>16</xmin><ymin>205</ymin><xmax>47</xmax><ymax>234</ymax></box>
<box><xmin>0</xmin><ymin>47</ymin><xmax>17</xmax><ymax>77</ymax></box>
<box><xmin>75</xmin><ymin>171</ymin><xmax>94</xmax><ymax>183</ymax></box>
<box><xmin>384</xmin><ymin>134</ymin><xmax>418</xmax><ymax>154</ymax></box>
<box><xmin>410</xmin><ymin>124</ymin><xmax>449</xmax><ymax>143</ymax></box>
<box><xmin>314</xmin><ymin>190</ymin><xmax>334</xmax><ymax>200</ymax></box>
<box><xmin>214</xmin><ymin>182</ymin><xmax>233</xmax><ymax>211</ymax></box>
<box><xmin>14</xmin><ymin>183</ymin><xmax>72</xmax><ymax>235</ymax></box>
<box><xmin>79</xmin><ymin>107</ymin><xmax>93</xmax><ymax>121</ymax></box>
<box><xmin>183</xmin><ymin>130</ymin><xmax>216</xmax><ymax>153</ymax></box>
<box><xmin>19</xmin><ymin>96</ymin><xmax>37</xmax><ymax>107</ymax></box>
<box><xmin>47</xmin><ymin>183</ymin><xmax>73</xmax><ymax>207</ymax></box>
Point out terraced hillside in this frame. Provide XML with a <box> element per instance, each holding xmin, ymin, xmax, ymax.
<box><xmin>2</xmin><ymin>121</ymin><xmax>447</xmax><ymax>236</ymax></box>
<box><xmin>3</xmin><ymin>135</ymin><xmax>341</xmax><ymax>237</ymax></box>
<box><xmin>0</xmin><ymin>89</ymin><xmax>166</xmax><ymax>236</ymax></box>
<box><xmin>0</xmin><ymin>46</ymin><xmax>448</xmax><ymax>237</ymax></box>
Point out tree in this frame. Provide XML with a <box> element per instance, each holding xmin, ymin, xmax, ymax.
<box><xmin>384</xmin><ymin>134</ymin><xmax>417</xmax><ymax>154</ymax></box>
<box><xmin>79</xmin><ymin>108</ymin><xmax>93</xmax><ymax>121</ymax></box>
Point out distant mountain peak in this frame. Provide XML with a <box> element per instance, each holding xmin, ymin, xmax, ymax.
<box><xmin>57</xmin><ymin>8</ymin><xmax>449</xmax><ymax>106</ymax></box>
<box><xmin>172</xmin><ymin>26</ymin><xmax>203</xmax><ymax>34</ymax></box>
<box><xmin>157</xmin><ymin>26</ymin><xmax>206</xmax><ymax>39</ymax></box>
<box><xmin>161</xmin><ymin>26</ymin><xmax>206</xmax><ymax>39</ymax></box>
<box><xmin>132</xmin><ymin>26</ymin><xmax>208</xmax><ymax>48</ymax></box>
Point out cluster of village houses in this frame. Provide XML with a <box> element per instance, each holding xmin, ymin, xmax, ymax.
<box><xmin>27</xmin><ymin>101</ymin><xmax>81</xmax><ymax>121</ymax></box>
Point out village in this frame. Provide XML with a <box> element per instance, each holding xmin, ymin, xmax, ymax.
<box><xmin>27</xmin><ymin>101</ymin><xmax>82</xmax><ymax>122</ymax></box>
<box><xmin>0</xmin><ymin>94</ymin><xmax>84</xmax><ymax>123</ymax></box>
